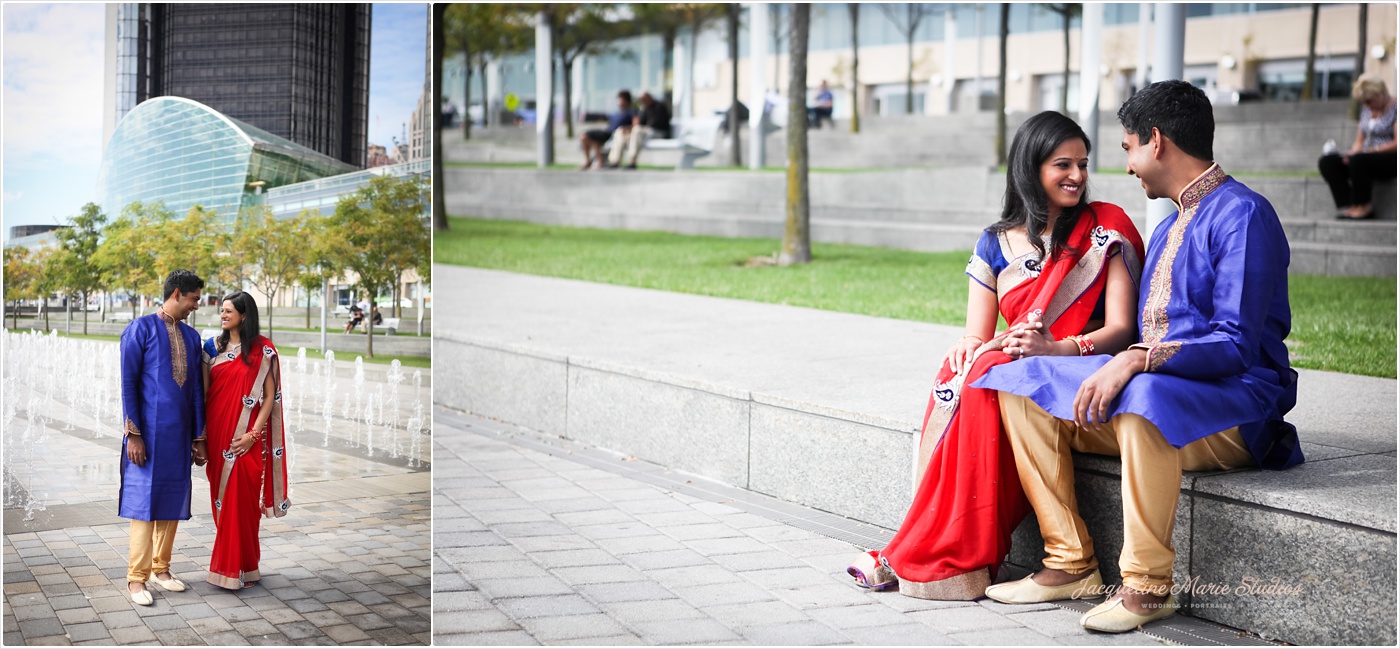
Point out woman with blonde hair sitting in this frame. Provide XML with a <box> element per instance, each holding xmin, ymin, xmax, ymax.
<box><xmin>1319</xmin><ymin>74</ymin><xmax>1397</xmax><ymax>220</ymax></box>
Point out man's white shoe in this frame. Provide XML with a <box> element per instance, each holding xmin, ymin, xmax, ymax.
<box><xmin>152</xmin><ymin>574</ymin><xmax>187</xmax><ymax>592</ymax></box>
<box><xmin>129</xmin><ymin>586</ymin><xmax>154</xmax><ymax>606</ymax></box>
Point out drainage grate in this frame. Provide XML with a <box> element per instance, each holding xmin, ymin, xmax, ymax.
<box><xmin>442</xmin><ymin>407</ymin><xmax>1283</xmax><ymax>647</ymax></box>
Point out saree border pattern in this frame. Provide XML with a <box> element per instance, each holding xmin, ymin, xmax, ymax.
<box><xmin>1140</xmin><ymin>164</ymin><xmax>1226</xmax><ymax>345</ymax></box>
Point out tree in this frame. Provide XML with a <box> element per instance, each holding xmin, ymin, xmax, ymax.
<box><xmin>780</xmin><ymin>4</ymin><xmax>811</xmax><ymax>267</ymax></box>
<box><xmin>326</xmin><ymin>175</ymin><xmax>430</xmax><ymax>358</ymax></box>
<box><xmin>31</xmin><ymin>247</ymin><xmax>58</xmax><ymax>332</ymax></box>
<box><xmin>295</xmin><ymin>215</ymin><xmax>339</xmax><ymax>330</ymax></box>
<box><xmin>152</xmin><ymin>205</ymin><xmax>233</xmax><ymax>326</ymax></box>
<box><xmin>1041</xmin><ymin>4</ymin><xmax>1081</xmax><ymax>115</ymax></box>
<box><xmin>880</xmin><ymin>3</ymin><xmax>937</xmax><ymax>115</ymax></box>
<box><xmin>996</xmin><ymin>4</ymin><xmax>1010</xmax><ymax>166</ymax></box>
<box><xmin>93</xmin><ymin>202</ymin><xmax>163</xmax><ymax>320</ymax></box>
<box><xmin>726</xmin><ymin>3</ymin><xmax>742</xmax><ymax>166</ymax></box>
<box><xmin>1352</xmin><ymin>3</ymin><xmax>1368</xmax><ymax>119</ymax></box>
<box><xmin>433</xmin><ymin>3</ymin><xmax>449</xmax><ymax>232</ymax></box>
<box><xmin>1302</xmin><ymin>3</ymin><xmax>1320</xmax><ymax>101</ymax></box>
<box><xmin>4</xmin><ymin>246</ymin><xmax>37</xmax><ymax>329</ymax></box>
<box><xmin>630</xmin><ymin>4</ymin><xmax>688</xmax><ymax>110</ymax></box>
<box><xmin>849</xmin><ymin>3</ymin><xmax>861</xmax><ymax>134</ymax></box>
<box><xmin>232</xmin><ymin>207</ymin><xmax>311</xmax><ymax>341</ymax></box>
<box><xmin>54</xmin><ymin>203</ymin><xmax>107</xmax><ymax>335</ymax></box>
<box><xmin>549</xmin><ymin>4</ymin><xmax>624</xmax><ymax>140</ymax></box>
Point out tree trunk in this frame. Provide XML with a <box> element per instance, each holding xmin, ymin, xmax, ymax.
<box><xmin>663</xmin><ymin>32</ymin><xmax>676</xmax><ymax>110</ymax></box>
<box><xmin>1302</xmin><ymin>3</ymin><xmax>1319</xmax><ymax>101</ymax></box>
<box><xmin>850</xmin><ymin>3</ymin><xmax>860</xmax><ymax>134</ymax></box>
<box><xmin>432</xmin><ymin>3</ymin><xmax>448</xmax><ymax>231</ymax></box>
<box><xmin>905</xmin><ymin>26</ymin><xmax>915</xmax><ymax>114</ymax></box>
<box><xmin>82</xmin><ymin>290</ymin><xmax>88</xmax><ymax>335</ymax></box>
<box><xmin>780</xmin><ymin>4</ymin><xmax>811</xmax><ymax>266</ymax></box>
<box><xmin>305</xmin><ymin>289</ymin><xmax>311</xmax><ymax>329</ymax></box>
<box><xmin>266</xmin><ymin>290</ymin><xmax>275</xmax><ymax>342</ymax></box>
<box><xmin>727</xmin><ymin>4</ymin><xmax>742</xmax><ymax>167</ymax></box>
<box><xmin>1352</xmin><ymin>3</ymin><xmax>1367</xmax><ymax>119</ymax></box>
<box><xmin>563</xmin><ymin>56</ymin><xmax>575</xmax><ymax>139</ymax></box>
<box><xmin>395</xmin><ymin>270</ymin><xmax>403</xmax><ymax>318</ymax></box>
<box><xmin>1060</xmin><ymin>10</ymin><xmax>1071</xmax><ymax>115</ymax></box>
<box><xmin>464</xmin><ymin>48</ymin><xmax>474</xmax><ymax>139</ymax></box>
<box><xmin>365</xmin><ymin>294</ymin><xmax>375</xmax><ymax>358</ymax></box>
<box><xmin>996</xmin><ymin>4</ymin><xmax>1009</xmax><ymax>166</ymax></box>
<box><xmin>480</xmin><ymin>61</ymin><xmax>489</xmax><ymax>127</ymax></box>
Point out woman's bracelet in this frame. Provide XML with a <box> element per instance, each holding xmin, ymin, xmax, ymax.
<box><xmin>1066</xmin><ymin>335</ymin><xmax>1096</xmax><ymax>356</ymax></box>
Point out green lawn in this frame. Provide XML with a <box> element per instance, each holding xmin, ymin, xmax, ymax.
<box><xmin>438</xmin><ymin>216</ymin><xmax>1396</xmax><ymax>378</ymax></box>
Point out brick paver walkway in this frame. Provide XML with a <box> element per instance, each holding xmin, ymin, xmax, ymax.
<box><xmin>434</xmin><ymin>408</ymin><xmax>1170</xmax><ymax>646</ymax></box>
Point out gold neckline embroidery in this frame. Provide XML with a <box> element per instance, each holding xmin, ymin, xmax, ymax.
<box><xmin>1142</xmin><ymin>165</ymin><xmax>1228</xmax><ymax>344</ymax></box>
<box><xmin>158</xmin><ymin>312</ymin><xmax>188</xmax><ymax>388</ymax></box>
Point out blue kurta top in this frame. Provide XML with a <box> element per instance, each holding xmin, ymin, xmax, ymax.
<box><xmin>974</xmin><ymin>165</ymin><xmax>1304</xmax><ymax>470</ymax></box>
<box><xmin>119</xmin><ymin>311</ymin><xmax>206</xmax><ymax>520</ymax></box>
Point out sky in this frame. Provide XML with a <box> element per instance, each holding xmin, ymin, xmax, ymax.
<box><xmin>1</xmin><ymin>2</ymin><xmax>428</xmax><ymax>238</ymax></box>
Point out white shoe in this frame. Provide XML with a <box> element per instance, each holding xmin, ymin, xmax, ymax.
<box><xmin>129</xmin><ymin>585</ymin><xmax>154</xmax><ymax>606</ymax></box>
<box><xmin>152</xmin><ymin>573</ymin><xmax>187</xmax><ymax>592</ymax></box>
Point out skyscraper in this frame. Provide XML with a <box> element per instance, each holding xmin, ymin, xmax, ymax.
<box><xmin>104</xmin><ymin>3</ymin><xmax>371</xmax><ymax>168</ymax></box>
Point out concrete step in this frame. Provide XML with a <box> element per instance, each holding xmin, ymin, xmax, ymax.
<box><xmin>435</xmin><ymin>266</ymin><xmax>1396</xmax><ymax>646</ymax></box>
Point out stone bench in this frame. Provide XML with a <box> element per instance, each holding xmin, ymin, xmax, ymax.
<box><xmin>437</xmin><ymin>266</ymin><xmax>1397</xmax><ymax>646</ymax></box>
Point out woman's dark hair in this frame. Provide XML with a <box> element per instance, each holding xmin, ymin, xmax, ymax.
<box><xmin>216</xmin><ymin>291</ymin><xmax>261</xmax><ymax>365</ymax></box>
<box><xmin>988</xmin><ymin>111</ymin><xmax>1094</xmax><ymax>260</ymax></box>
<box><xmin>1117</xmin><ymin>79</ymin><xmax>1214</xmax><ymax>162</ymax></box>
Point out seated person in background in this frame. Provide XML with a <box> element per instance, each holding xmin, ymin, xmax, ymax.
<box><xmin>343</xmin><ymin>305</ymin><xmax>363</xmax><ymax>334</ymax></box>
<box><xmin>580</xmin><ymin>90</ymin><xmax>636</xmax><ymax>171</ymax></box>
<box><xmin>1319</xmin><ymin>74</ymin><xmax>1397</xmax><ymax>220</ymax></box>
<box><xmin>810</xmin><ymin>80</ymin><xmax>835</xmax><ymax>129</ymax></box>
<box><xmin>608</xmin><ymin>92</ymin><xmax>672</xmax><ymax>169</ymax></box>
<box><xmin>371</xmin><ymin>306</ymin><xmax>383</xmax><ymax>326</ymax></box>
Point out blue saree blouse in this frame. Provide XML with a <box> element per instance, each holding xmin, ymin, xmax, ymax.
<box><xmin>974</xmin><ymin>164</ymin><xmax>1304</xmax><ymax>470</ymax></box>
<box><xmin>119</xmin><ymin>311</ymin><xmax>206</xmax><ymax>521</ymax></box>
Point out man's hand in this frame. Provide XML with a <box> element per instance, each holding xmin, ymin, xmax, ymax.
<box><xmin>1073</xmin><ymin>348</ymin><xmax>1147</xmax><ymax>433</ymax></box>
<box><xmin>126</xmin><ymin>436</ymin><xmax>147</xmax><ymax>467</ymax></box>
<box><xmin>192</xmin><ymin>441</ymin><xmax>207</xmax><ymax>467</ymax></box>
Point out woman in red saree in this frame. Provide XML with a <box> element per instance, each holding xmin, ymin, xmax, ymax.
<box><xmin>201</xmin><ymin>291</ymin><xmax>291</xmax><ymax>590</ymax></box>
<box><xmin>847</xmin><ymin>112</ymin><xmax>1145</xmax><ymax>599</ymax></box>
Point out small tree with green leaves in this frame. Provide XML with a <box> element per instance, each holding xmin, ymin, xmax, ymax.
<box><xmin>4</xmin><ymin>246</ymin><xmax>37</xmax><ymax>329</ymax></box>
<box><xmin>94</xmin><ymin>202</ymin><xmax>163</xmax><ymax>320</ymax></box>
<box><xmin>327</xmin><ymin>175</ymin><xmax>430</xmax><ymax>358</ymax></box>
<box><xmin>54</xmin><ymin>203</ymin><xmax>107</xmax><ymax>335</ymax></box>
<box><xmin>232</xmin><ymin>206</ymin><xmax>312</xmax><ymax>341</ymax></box>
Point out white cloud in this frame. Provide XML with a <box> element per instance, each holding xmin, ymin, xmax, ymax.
<box><xmin>2</xmin><ymin>4</ymin><xmax>106</xmax><ymax>166</ymax></box>
<box><xmin>3</xmin><ymin>190</ymin><xmax>23</xmax><ymax>203</ymax></box>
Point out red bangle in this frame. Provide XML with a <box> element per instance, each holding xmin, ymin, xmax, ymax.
<box><xmin>1068</xmin><ymin>335</ymin><xmax>1096</xmax><ymax>356</ymax></box>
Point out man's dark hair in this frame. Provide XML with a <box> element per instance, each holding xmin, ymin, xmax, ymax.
<box><xmin>163</xmin><ymin>269</ymin><xmax>205</xmax><ymax>301</ymax></box>
<box><xmin>617</xmin><ymin>90</ymin><xmax>633</xmax><ymax>104</ymax></box>
<box><xmin>1117</xmin><ymin>80</ymin><xmax>1214</xmax><ymax>162</ymax></box>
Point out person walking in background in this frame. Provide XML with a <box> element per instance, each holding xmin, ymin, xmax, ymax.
<box><xmin>846</xmin><ymin>111</ymin><xmax>1144</xmax><ymax>599</ymax></box>
<box><xmin>202</xmin><ymin>291</ymin><xmax>291</xmax><ymax>590</ymax></box>
<box><xmin>1319</xmin><ymin>74</ymin><xmax>1397</xmax><ymax>220</ymax></box>
<box><xmin>811</xmin><ymin>80</ymin><xmax>835</xmax><ymax>129</ymax></box>
<box><xmin>580</xmin><ymin>90</ymin><xmax>637</xmax><ymax>171</ymax></box>
<box><xmin>119</xmin><ymin>270</ymin><xmax>208</xmax><ymax>606</ymax></box>
<box><xmin>608</xmin><ymin>92</ymin><xmax>672</xmax><ymax>169</ymax></box>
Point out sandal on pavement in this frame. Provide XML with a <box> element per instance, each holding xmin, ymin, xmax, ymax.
<box><xmin>129</xmin><ymin>585</ymin><xmax>154</xmax><ymax>606</ymax></box>
<box><xmin>152</xmin><ymin>573</ymin><xmax>188</xmax><ymax>592</ymax></box>
<box><xmin>846</xmin><ymin>553</ymin><xmax>898</xmax><ymax>591</ymax></box>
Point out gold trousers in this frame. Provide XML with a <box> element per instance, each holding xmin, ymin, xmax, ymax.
<box><xmin>128</xmin><ymin>520</ymin><xmax>179</xmax><ymax>583</ymax></box>
<box><xmin>998</xmin><ymin>393</ymin><xmax>1253</xmax><ymax>593</ymax></box>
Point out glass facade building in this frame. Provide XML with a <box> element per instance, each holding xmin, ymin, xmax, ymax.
<box><xmin>266</xmin><ymin>158</ymin><xmax>429</xmax><ymax>220</ymax></box>
<box><xmin>97</xmin><ymin>96</ymin><xmax>356</xmax><ymax>221</ymax></box>
<box><xmin>110</xmin><ymin>3</ymin><xmax>371</xmax><ymax>167</ymax></box>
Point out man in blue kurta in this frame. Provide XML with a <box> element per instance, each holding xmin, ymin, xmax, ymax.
<box><xmin>973</xmin><ymin>81</ymin><xmax>1304</xmax><ymax>632</ymax></box>
<box><xmin>120</xmin><ymin>269</ymin><xmax>208</xmax><ymax>605</ymax></box>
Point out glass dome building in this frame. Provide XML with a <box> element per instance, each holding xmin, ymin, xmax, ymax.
<box><xmin>97</xmin><ymin>96</ymin><xmax>357</xmax><ymax>221</ymax></box>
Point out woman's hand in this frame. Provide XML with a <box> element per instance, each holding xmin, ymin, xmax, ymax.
<box><xmin>942</xmin><ymin>336</ymin><xmax>983</xmax><ymax>374</ymax></box>
<box><xmin>228</xmin><ymin>429</ymin><xmax>260</xmax><ymax>457</ymax></box>
<box><xmin>1003</xmin><ymin>318</ymin><xmax>1061</xmax><ymax>359</ymax></box>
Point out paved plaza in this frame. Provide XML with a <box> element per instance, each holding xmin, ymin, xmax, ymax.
<box><xmin>433</xmin><ymin>408</ymin><xmax>1276</xmax><ymax>647</ymax></box>
<box><xmin>2</xmin><ymin>333</ymin><xmax>432</xmax><ymax>646</ymax></box>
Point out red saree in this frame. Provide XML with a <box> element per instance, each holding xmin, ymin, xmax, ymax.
<box><xmin>857</xmin><ymin>203</ymin><xmax>1144</xmax><ymax>599</ymax></box>
<box><xmin>202</xmin><ymin>335</ymin><xmax>291</xmax><ymax>590</ymax></box>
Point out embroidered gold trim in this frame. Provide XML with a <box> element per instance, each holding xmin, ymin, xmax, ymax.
<box><xmin>159</xmin><ymin>310</ymin><xmax>188</xmax><ymax>388</ymax></box>
<box><xmin>1141</xmin><ymin>165</ymin><xmax>1227</xmax><ymax>344</ymax></box>
<box><xmin>1147</xmin><ymin>342</ymin><xmax>1183</xmax><ymax>371</ymax></box>
<box><xmin>897</xmin><ymin>568</ymin><xmax>991</xmax><ymax>600</ymax></box>
<box><xmin>124</xmin><ymin>417</ymin><xmax>141</xmax><ymax>437</ymax></box>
